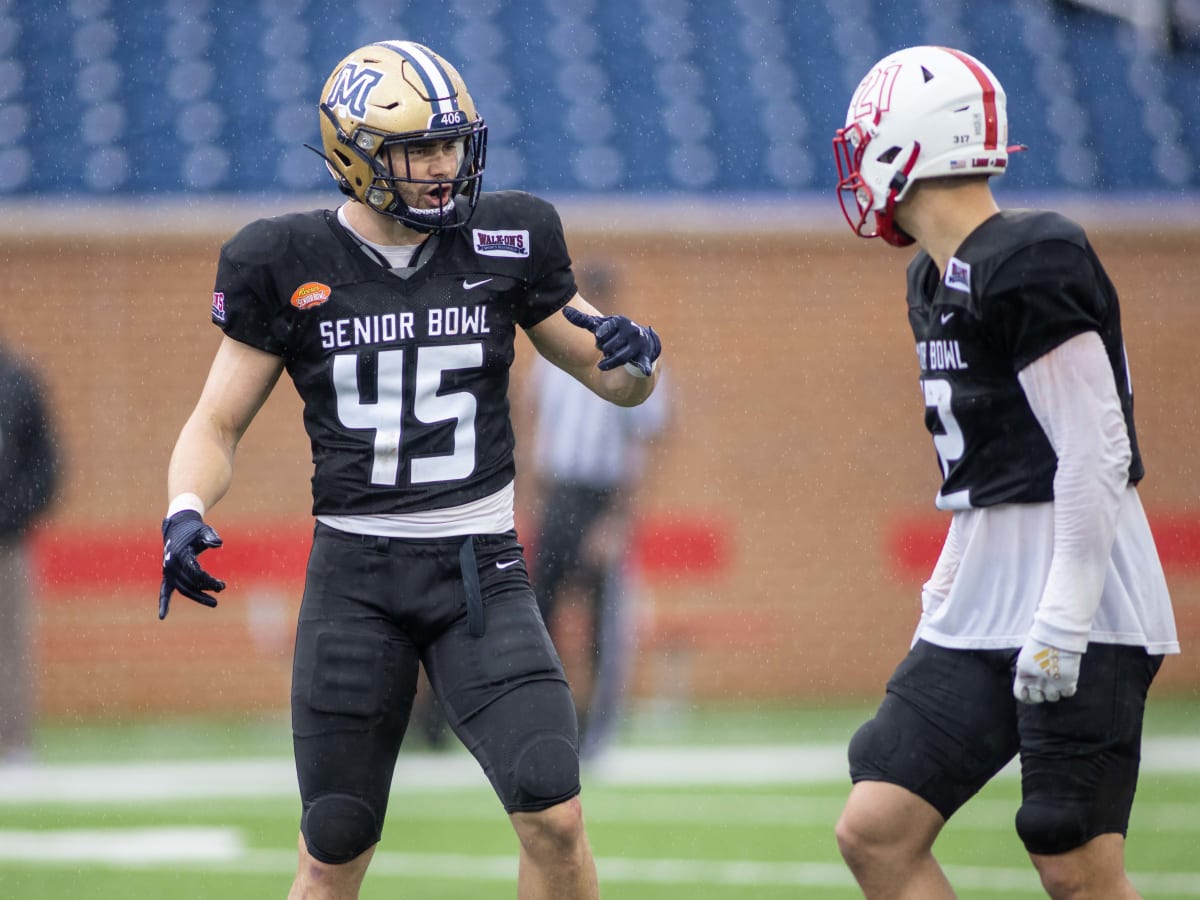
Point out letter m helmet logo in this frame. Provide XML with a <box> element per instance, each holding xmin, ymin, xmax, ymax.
<box><xmin>326</xmin><ymin>63</ymin><xmax>384</xmax><ymax>118</ymax></box>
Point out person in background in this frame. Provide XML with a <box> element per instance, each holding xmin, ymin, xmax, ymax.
<box><xmin>527</xmin><ymin>260</ymin><xmax>672</xmax><ymax>760</ymax></box>
<box><xmin>0</xmin><ymin>339</ymin><xmax>60</xmax><ymax>763</ymax></box>
<box><xmin>156</xmin><ymin>39</ymin><xmax>662</xmax><ymax>900</ymax></box>
<box><xmin>830</xmin><ymin>46</ymin><xmax>1178</xmax><ymax>899</ymax></box>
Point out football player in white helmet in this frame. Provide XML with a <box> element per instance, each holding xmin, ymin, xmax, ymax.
<box><xmin>159</xmin><ymin>39</ymin><xmax>664</xmax><ymax>900</ymax></box>
<box><xmin>832</xmin><ymin>46</ymin><xmax>1177</xmax><ymax>900</ymax></box>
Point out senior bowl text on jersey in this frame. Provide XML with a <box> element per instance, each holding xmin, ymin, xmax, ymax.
<box><xmin>211</xmin><ymin>190</ymin><xmax>575</xmax><ymax>515</ymax></box>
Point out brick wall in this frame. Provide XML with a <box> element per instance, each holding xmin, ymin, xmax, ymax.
<box><xmin>6</xmin><ymin>208</ymin><xmax>1199</xmax><ymax>719</ymax></box>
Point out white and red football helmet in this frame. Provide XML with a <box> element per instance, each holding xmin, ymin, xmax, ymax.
<box><xmin>833</xmin><ymin>46</ymin><xmax>1018</xmax><ymax>247</ymax></box>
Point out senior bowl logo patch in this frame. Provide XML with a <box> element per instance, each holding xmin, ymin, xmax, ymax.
<box><xmin>290</xmin><ymin>282</ymin><xmax>332</xmax><ymax>310</ymax></box>
<box><xmin>944</xmin><ymin>258</ymin><xmax>971</xmax><ymax>294</ymax></box>
<box><xmin>211</xmin><ymin>291</ymin><xmax>226</xmax><ymax>322</ymax></box>
<box><xmin>472</xmin><ymin>229</ymin><xmax>530</xmax><ymax>258</ymax></box>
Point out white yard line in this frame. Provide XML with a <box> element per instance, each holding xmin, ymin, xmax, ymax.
<box><xmin>0</xmin><ymin>834</ymin><xmax>1196</xmax><ymax>894</ymax></box>
<box><xmin>2</xmin><ymin>736</ymin><xmax>1199</xmax><ymax>804</ymax></box>
<box><xmin>0</xmin><ymin>827</ymin><xmax>244</xmax><ymax>863</ymax></box>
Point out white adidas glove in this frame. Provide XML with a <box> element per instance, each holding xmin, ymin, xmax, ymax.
<box><xmin>1013</xmin><ymin>638</ymin><xmax>1081</xmax><ymax>704</ymax></box>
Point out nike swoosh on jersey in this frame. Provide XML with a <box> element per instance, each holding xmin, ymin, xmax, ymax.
<box><xmin>495</xmin><ymin>559</ymin><xmax>521</xmax><ymax>569</ymax></box>
<box><xmin>940</xmin><ymin>311</ymin><xmax>955</xmax><ymax>324</ymax></box>
<box><xmin>463</xmin><ymin>278</ymin><xmax>493</xmax><ymax>290</ymax></box>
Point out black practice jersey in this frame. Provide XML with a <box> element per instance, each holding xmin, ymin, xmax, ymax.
<box><xmin>211</xmin><ymin>191</ymin><xmax>576</xmax><ymax>516</ymax></box>
<box><xmin>906</xmin><ymin>209</ymin><xmax>1142</xmax><ymax>510</ymax></box>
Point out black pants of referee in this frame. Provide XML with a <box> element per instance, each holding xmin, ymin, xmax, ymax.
<box><xmin>532</xmin><ymin>482</ymin><xmax>635</xmax><ymax>760</ymax></box>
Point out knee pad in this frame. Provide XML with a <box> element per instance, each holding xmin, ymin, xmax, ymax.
<box><xmin>302</xmin><ymin>793</ymin><xmax>380</xmax><ymax>864</ymax></box>
<box><xmin>513</xmin><ymin>733</ymin><xmax>579</xmax><ymax>809</ymax></box>
<box><xmin>1015</xmin><ymin>800</ymin><xmax>1089</xmax><ymax>855</ymax></box>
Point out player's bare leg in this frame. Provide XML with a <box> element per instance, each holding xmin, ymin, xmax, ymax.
<box><xmin>288</xmin><ymin>833</ymin><xmax>375</xmax><ymax>900</ymax></box>
<box><xmin>1030</xmin><ymin>833</ymin><xmax>1141</xmax><ymax>900</ymax></box>
<box><xmin>510</xmin><ymin>796</ymin><xmax>599</xmax><ymax>899</ymax></box>
<box><xmin>836</xmin><ymin>781</ymin><xmax>955</xmax><ymax>900</ymax></box>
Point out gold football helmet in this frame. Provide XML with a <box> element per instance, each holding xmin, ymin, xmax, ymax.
<box><xmin>317</xmin><ymin>41</ymin><xmax>487</xmax><ymax>232</ymax></box>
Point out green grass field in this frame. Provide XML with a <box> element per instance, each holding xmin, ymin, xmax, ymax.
<box><xmin>2</xmin><ymin>698</ymin><xmax>1199</xmax><ymax>898</ymax></box>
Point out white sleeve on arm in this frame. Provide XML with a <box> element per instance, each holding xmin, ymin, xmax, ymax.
<box><xmin>1017</xmin><ymin>330</ymin><xmax>1131</xmax><ymax>653</ymax></box>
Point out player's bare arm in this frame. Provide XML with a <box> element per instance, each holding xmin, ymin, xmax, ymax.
<box><xmin>159</xmin><ymin>336</ymin><xmax>284</xmax><ymax>620</ymax></box>
<box><xmin>527</xmin><ymin>294</ymin><xmax>660</xmax><ymax>408</ymax></box>
<box><xmin>168</xmin><ymin>335</ymin><xmax>286</xmax><ymax>512</ymax></box>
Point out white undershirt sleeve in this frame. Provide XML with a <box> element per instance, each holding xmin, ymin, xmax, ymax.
<box><xmin>913</xmin><ymin>514</ymin><xmax>961</xmax><ymax>646</ymax></box>
<box><xmin>1017</xmin><ymin>330</ymin><xmax>1131</xmax><ymax>652</ymax></box>
<box><xmin>167</xmin><ymin>491</ymin><xmax>206</xmax><ymax>518</ymax></box>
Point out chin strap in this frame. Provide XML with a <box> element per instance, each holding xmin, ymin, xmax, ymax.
<box><xmin>399</xmin><ymin>199</ymin><xmax>458</xmax><ymax>234</ymax></box>
<box><xmin>877</xmin><ymin>143</ymin><xmax>922</xmax><ymax>247</ymax></box>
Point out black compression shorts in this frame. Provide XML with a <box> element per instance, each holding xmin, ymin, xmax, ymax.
<box><xmin>291</xmin><ymin>523</ymin><xmax>581</xmax><ymax>858</ymax></box>
<box><xmin>848</xmin><ymin>639</ymin><xmax>1162</xmax><ymax>853</ymax></box>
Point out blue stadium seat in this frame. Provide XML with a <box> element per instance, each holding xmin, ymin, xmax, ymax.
<box><xmin>0</xmin><ymin>0</ymin><xmax>1195</xmax><ymax>199</ymax></box>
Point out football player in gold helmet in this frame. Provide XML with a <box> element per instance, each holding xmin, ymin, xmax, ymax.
<box><xmin>160</xmin><ymin>39</ymin><xmax>665</xmax><ymax>900</ymax></box>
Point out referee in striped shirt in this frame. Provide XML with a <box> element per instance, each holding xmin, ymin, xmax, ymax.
<box><xmin>526</xmin><ymin>261</ymin><xmax>672</xmax><ymax>761</ymax></box>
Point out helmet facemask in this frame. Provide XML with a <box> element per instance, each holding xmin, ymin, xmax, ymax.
<box><xmin>834</xmin><ymin>121</ymin><xmax>921</xmax><ymax>247</ymax></box>
<box><xmin>320</xmin><ymin>103</ymin><xmax>487</xmax><ymax>233</ymax></box>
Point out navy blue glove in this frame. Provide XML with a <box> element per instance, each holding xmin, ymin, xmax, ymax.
<box><xmin>159</xmin><ymin>510</ymin><xmax>225</xmax><ymax>620</ymax></box>
<box><xmin>562</xmin><ymin>306</ymin><xmax>661</xmax><ymax>376</ymax></box>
